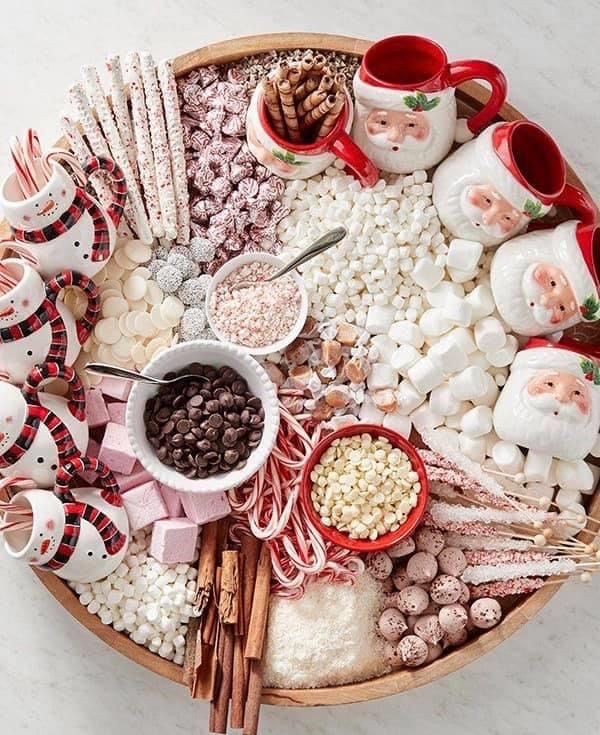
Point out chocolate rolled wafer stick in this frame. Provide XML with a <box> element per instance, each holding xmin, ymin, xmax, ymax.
<box><xmin>298</xmin><ymin>53</ymin><xmax>314</xmax><ymax>81</ymax></box>
<box><xmin>277</xmin><ymin>79</ymin><xmax>301</xmax><ymax>142</ymax></box>
<box><xmin>298</xmin><ymin>89</ymin><xmax>327</xmax><ymax>116</ymax></box>
<box><xmin>317</xmin><ymin>74</ymin><xmax>334</xmax><ymax>93</ymax></box>
<box><xmin>261</xmin><ymin>79</ymin><xmax>287</xmax><ymax>138</ymax></box>
<box><xmin>274</xmin><ymin>60</ymin><xmax>289</xmax><ymax>80</ymax></box>
<box><xmin>301</xmin><ymin>94</ymin><xmax>336</xmax><ymax>128</ymax></box>
<box><xmin>317</xmin><ymin>91</ymin><xmax>346</xmax><ymax>139</ymax></box>
<box><xmin>294</xmin><ymin>74</ymin><xmax>319</xmax><ymax>102</ymax></box>
<box><xmin>333</xmin><ymin>73</ymin><xmax>347</xmax><ymax>92</ymax></box>
<box><xmin>287</xmin><ymin>64</ymin><xmax>302</xmax><ymax>92</ymax></box>
<box><xmin>312</xmin><ymin>53</ymin><xmax>327</xmax><ymax>73</ymax></box>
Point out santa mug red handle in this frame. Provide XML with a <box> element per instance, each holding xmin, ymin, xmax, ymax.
<box><xmin>446</xmin><ymin>60</ymin><xmax>507</xmax><ymax>138</ymax></box>
<box><xmin>45</xmin><ymin>269</ymin><xmax>101</xmax><ymax>344</ymax></box>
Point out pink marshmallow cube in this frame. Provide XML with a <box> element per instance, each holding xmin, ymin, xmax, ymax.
<box><xmin>80</xmin><ymin>438</ymin><xmax>101</xmax><ymax>484</ymax></box>
<box><xmin>98</xmin><ymin>422</ymin><xmax>137</xmax><ymax>475</ymax></box>
<box><xmin>100</xmin><ymin>376</ymin><xmax>131</xmax><ymax>401</ymax></box>
<box><xmin>114</xmin><ymin>463</ymin><xmax>153</xmax><ymax>492</ymax></box>
<box><xmin>160</xmin><ymin>484</ymin><xmax>184</xmax><ymax>518</ymax></box>
<box><xmin>106</xmin><ymin>401</ymin><xmax>127</xmax><ymax>425</ymax></box>
<box><xmin>85</xmin><ymin>388</ymin><xmax>110</xmax><ymax>429</ymax></box>
<box><xmin>150</xmin><ymin>518</ymin><xmax>199</xmax><ymax>564</ymax></box>
<box><xmin>179</xmin><ymin>491</ymin><xmax>231</xmax><ymax>525</ymax></box>
<box><xmin>122</xmin><ymin>480</ymin><xmax>168</xmax><ymax>531</ymax></box>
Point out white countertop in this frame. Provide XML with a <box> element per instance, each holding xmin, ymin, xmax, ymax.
<box><xmin>1</xmin><ymin>1</ymin><xmax>599</xmax><ymax>733</ymax></box>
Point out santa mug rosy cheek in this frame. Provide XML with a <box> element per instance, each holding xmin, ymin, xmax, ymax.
<box><xmin>246</xmin><ymin>86</ymin><xmax>378</xmax><ymax>186</ymax></box>
<box><xmin>490</xmin><ymin>221</ymin><xmax>600</xmax><ymax>336</ymax></box>
<box><xmin>351</xmin><ymin>35</ymin><xmax>507</xmax><ymax>174</ymax></box>
<box><xmin>433</xmin><ymin>119</ymin><xmax>598</xmax><ymax>247</ymax></box>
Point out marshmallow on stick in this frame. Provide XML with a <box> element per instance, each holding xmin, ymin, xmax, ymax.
<box><xmin>139</xmin><ymin>51</ymin><xmax>178</xmax><ymax>241</ymax></box>
<box><xmin>277</xmin><ymin>79</ymin><xmax>301</xmax><ymax>142</ymax></box>
<box><xmin>125</xmin><ymin>51</ymin><xmax>164</xmax><ymax>239</ymax></box>
<box><xmin>79</xmin><ymin>67</ymin><xmax>153</xmax><ymax>244</ymax></box>
<box><xmin>106</xmin><ymin>54</ymin><xmax>138</xmax><ymax>178</ymax></box>
<box><xmin>157</xmin><ymin>58</ymin><xmax>191</xmax><ymax>245</ymax></box>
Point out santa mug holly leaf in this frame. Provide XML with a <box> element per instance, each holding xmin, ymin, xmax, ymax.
<box><xmin>580</xmin><ymin>294</ymin><xmax>600</xmax><ymax>322</ymax></box>
<box><xmin>403</xmin><ymin>91</ymin><xmax>440</xmax><ymax>112</ymax></box>
<box><xmin>580</xmin><ymin>358</ymin><xmax>600</xmax><ymax>385</ymax></box>
<box><xmin>272</xmin><ymin>149</ymin><xmax>307</xmax><ymax>166</ymax></box>
<box><xmin>523</xmin><ymin>198</ymin><xmax>544</xmax><ymax>219</ymax></box>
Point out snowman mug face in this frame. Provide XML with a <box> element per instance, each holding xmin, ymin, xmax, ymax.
<box><xmin>351</xmin><ymin>35</ymin><xmax>507</xmax><ymax>174</ymax></box>
<box><xmin>246</xmin><ymin>87</ymin><xmax>379</xmax><ymax>186</ymax></box>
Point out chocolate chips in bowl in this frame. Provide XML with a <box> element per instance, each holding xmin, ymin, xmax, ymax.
<box><xmin>144</xmin><ymin>363</ymin><xmax>265</xmax><ymax>480</ymax></box>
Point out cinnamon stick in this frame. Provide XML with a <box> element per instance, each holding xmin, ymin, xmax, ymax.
<box><xmin>203</xmin><ymin>567</ymin><xmax>221</xmax><ymax>646</ymax></box>
<box><xmin>194</xmin><ymin>643</ymin><xmax>217</xmax><ymax>700</ymax></box>
<box><xmin>230</xmin><ymin>635</ymin><xmax>246</xmax><ymax>729</ymax></box>
<box><xmin>194</xmin><ymin>520</ymin><xmax>219</xmax><ymax>615</ymax></box>
<box><xmin>244</xmin><ymin>544</ymin><xmax>271</xmax><ymax>660</ymax></box>
<box><xmin>242</xmin><ymin>658</ymin><xmax>264</xmax><ymax>735</ymax></box>
<box><xmin>211</xmin><ymin>626</ymin><xmax>235</xmax><ymax>734</ymax></box>
<box><xmin>183</xmin><ymin>616</ymin><xmax>200</xmax><ymax>692</ymax></box>
<box><xmin>219</xmin><ymin>550</ymin><xmax>240</xmax><ymax>625</ymax></box>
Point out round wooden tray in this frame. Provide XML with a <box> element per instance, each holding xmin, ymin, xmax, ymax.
<box><xmin>5</xmin><ymin>32</ymin><xmax>600</xmax><ymax>707</ymax></box>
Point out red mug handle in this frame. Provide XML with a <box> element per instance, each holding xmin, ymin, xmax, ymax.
<box><xmin>45</xmin><ymin>270</ymin><xmax>101</xmax><ymax>345</ymax></box>
<box><xmin>22</xmin><ymin>362</ymin><xmax>86</xmax><ymax>421</ymax></box>
<box><xmin>84</xmin><ymin>156</ymin><xmax>127</xmax><ymax>228</ymax></box>
<box><xmin>448</xmin><ymin>60</ymin><xmax>508</xmax><ymax>135</ymax></box>
<box><xmin>54</xmin><ymin>456</ymin><xmax>122</xmax><ymax>507</ymax></box>
<box><xmin>553</xmin><ymin>182</ymin><xmax>598</xmax><ymax>226</ymax></box>
<box><xmin>328</xmin><ymin>131</ymin><xmax>379</xmax><ymax>188</ymax></box>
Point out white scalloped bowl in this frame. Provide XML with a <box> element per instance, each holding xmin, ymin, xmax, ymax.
<box><xmin>205</xmin><ymin>252</ymin><xmax>309</xmax><ymax>357</ymax></box>
<box><xmin>126</xmin><ymin>340</ymin><xmax>280</xmax><ymax>494</ymax></box>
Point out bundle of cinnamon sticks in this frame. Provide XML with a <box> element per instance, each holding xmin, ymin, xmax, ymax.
<box><xmin>183</xmin><ymin>519</ymin><xmax>272</xmax><ymax>735</ymax></box>
<box><xmin>261</xmin><ymin>52</ymin><xmax>347</xmax><ymax>143</ymax></box>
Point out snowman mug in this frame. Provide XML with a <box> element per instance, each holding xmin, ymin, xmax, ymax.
<box><xmin>352</xmin><ymin>35</ymin><xmax>507</xmax><ymax>174</ymax></box>
<box><xmin>0</xmin><ymin>156</ymin><xmax>126</xmax><ymax>279</ymax></box>
<box><xmin>0</xmin><ymin>259</ymin><xmax>100</xmax><ymax>384</ymax></box>
<box><xmin>433</xmin><ymin>119</ymin><xmax>598</xmax><ymax>247</ymax></box>
<box><xmin>246</xmin><ymin>87</ymin><xmax>379</xmax><ymax>186</ymax></box>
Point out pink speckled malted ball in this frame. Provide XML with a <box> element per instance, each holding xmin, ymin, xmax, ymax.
<box><xmin>378</xmin><ymin>608</ymin><xmax>408</xmax><ymax>642</ymax></box>
<box><xmin>413</xmin><ymin>614</ymin><xmax>444</xmax><ymax>645</ymax></box>
<box><xmin>384</xmin><ymin>591</ymin><xmax>404</xmax><ymax>610</ymax></box>
<box><xmin>443</xmin><ymin>626</ymin><xmax>468</xmax><ymax>648</ymax></box>
<box><xmin>437</xmin><ymin>546</ymin><xmax>467</xmax><ymax>576</ymax></box>
<box><xmin>458</xmin><ymin>580</ymin><xmax>471</xmax><ymax>605</ymax></box>
<box><xmin>392</xmin><ymin>566</ymin><xmax>411</xmax><ymax>591</ymax></box>
<box><xmin>398</xmin><ymin>585</ymin><xmax>430</xmax><ymax>615</ymax></box>
<box><xmin>398</xmin><ymin>635</ymin><xmax>429</xmax><ymax>667</ymax></box>
<box><xmin>425</xmin><ymin>642</ymin><xmax>443</xmax><ymax>663</ymax></box>
<box><xmin>366</xmin><ymin>551</ymin><xmax>393</xmax><ymax>580</ymax></box>
<box><xmin>415</xmin><ymin>527</ymin><xmax>445</xmax><ymax>556</ymax></box>
<box><xmin>430</xmin><ymin>574</ymin><xmax>462</xmax><ymax>605</ymax></box>
<box><xmin>384</xmin><ymin>640</ymin><xmax>404</xmax><ymax>668</ymax></box>
<box><xmin>387</xmin><ymin>536</ymin><xmax>416</xmax><ymax>558</ymax></box>
<box><xmin>438</xmin><ymin>603</ymin><xmax>468</xmax><ymax>634</ymax></box>
<box><xmin>406</xmin><ymin>551</ymin><xmax>438</xmax><ymax>584</ymax></box>
<box><xmin>470</xmin><ymin>598</ymin><xmax>503</xmax><ymax>629</ymax></box>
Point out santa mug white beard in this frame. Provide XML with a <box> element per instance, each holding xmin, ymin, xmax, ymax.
<box><xmin>491</xmin><ymin>221</ymin><xmax>599</xmax><ymax>336</ymax></box>
<box><xmin>493</xmin><ymin>347</ymin><xmax>600</xmax><ymax>461</ymax></box>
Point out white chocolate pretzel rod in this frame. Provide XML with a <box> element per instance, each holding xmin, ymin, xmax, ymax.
<box><xmin>66</xmin><ymin>84</ymin><xmax>139</xmax><ymax>235</ymax></box>
<box><xmin>106</xmin><ymin>54</ymin><xmax>138</xmax><ymax>179</ymax></box>
<box><xmin>139</xmin><ymin>52</ymin><xmax>178</xmax><ymax>241</ymax></box>
<box><xmin>157</xmin><ymin>58</ymin><xmax>190</xmax><ymax>244</ymax></box>
<box><xmin>125</xmin><ymin>51</ymin><xmax>164</xmax><ymax>239</ymax></box>
<box><xmin>79</xmin><ymin>66</ymin><xmax>153</xmax><ymax>244</ymax></box>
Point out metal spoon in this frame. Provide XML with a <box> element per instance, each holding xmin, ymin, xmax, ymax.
<box><xmin>232</xmin><ymin>225</ymin><xmax>347</xmax><ymax>290</ymax></box>
<box><xmin>85</xmin><ymin>363</ymin><xmax>208</xmax><ymax>386</ymax></box>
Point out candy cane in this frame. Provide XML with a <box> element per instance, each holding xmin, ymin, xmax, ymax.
<box><xmin>125</xmin><ymin>52</ymin><xmax>164</xmax><ymax>239</ymax></box>
<box><xmin>139</xmin><ymin>52</ymin><xmax>178</xmax><ymax>241</ymax></box>
<box><xmin>157</xmin><ymin>58</ymin><xmax>190</xmax><ymax>244</ymax></box>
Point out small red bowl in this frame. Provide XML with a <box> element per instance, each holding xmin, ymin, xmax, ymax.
<box><xmin>300</xmin><ymin>423</ymin><xmax>429</xmax><ymax>552</ymax></box>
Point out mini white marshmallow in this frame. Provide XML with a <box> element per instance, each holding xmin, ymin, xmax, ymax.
<box><xmin>411</xmin><ymin>258</ymin><xmax>444</xmax><ymax>291</ymax></box>
<box><xmin>446</xmin><ymin>327</ymin><xmax>477</xmax><ymax>355</ymax></box>
<box><xmin>388</xmin><ymin>320</ymin><xmax>425</xmax><ymax>348</ymax></box>
<box><xmin>396</xmin><ymin>379</ymin><xmax>426</xmax><ymax>415</ymax></box>
<box><xmin>419</xmin><ymin>309</ymin><xmax>452</xmax><ymax>338</ymax></box>
<box><xmin>359</xmin><ymin>395</ymin><xmax>385</xmax><ymax>424</ymax></box>
<box><xmin>382</xmin><ymin>412</ymin><xmax>412</xmax><ymax>438</ymax></box>
<box><xmin>428</xmin><ymin>426</ymin><xmax>460</xmax><ymax>451</ymax></box>
<box><xmin>584</xmin><ymin>462</ymin><xmax>600</xmax><ymax>496</ymax></box>
<box><xmin>524</xmin><ymin>451</ymin><xmax>553</xmax><ymax>484</ymax></box>
<box><xmin>367</xmin><ymin>362</ymin><xmax>399</xmax><ymax>391</ymax></box>
<box><xmin>366</xmin><ymin>304</ymin><xmax>396</xmax><ymax>335</ymax></box>
<box><xmin>443</xmin><ymin>295</ymin><xmax>473</xmax><ymax>327</ymax></box>
<box><xmin>460</xmin><ymin>405</ymin><xmax>494</xmax><ymax>438</ymax></box>
<box><xmin>491</xmin><ymin>441</ymin><xmax>524</xmax><ymax>475</ymax></box>
<box><xmin>446</xmin><ymin>239</ymin><xmax>483</xmax><ymax>273</ymax></box>
<box><xmin>555</xmin><ymin>487</ymin><xmax>583</xmax><ymax>510</ymax></box>
<box><xmin>429</xmin><ymin>383</ymin><xmax>462</xmax><ymax>417</ymax></box>
<box><xmin>555</xmin><ymin>459</ymin><xmax>594</xmax><ymax>492</ymax></box>
<box><xmin>474</xmin><ymin>317</ymin><xmax>506</xmax><ymax>353</ymax></box>
<box><xmin>427</xmin><ymin>339</ymin><xmax>469</xmax><ymax>375</ymax></box>
<box><xmin>486</xmin><ymin>335</ymin><xmax>518</xmax><ymax>368</ymax></box>
<box><xmin>444</xmin><ymin>404</ymin><xmax>470</xmax><ymax>430</ymax></box>
<box><xmin>408</xmin><ymin>357</ymin><xmax>444</xmax><ymax>395</ymax></box>
<box><xmin>524</xmin><ymin>482</ymin><xmax>555</xmax><ymax>502</ymax></box>
<box><xmin>447</xmin><ymin>265</ymin><xmax>479</xmax><ymax>284</ymax></box>
<box><xmin>411</xmin><ymin>403</ymin><xmax>444</xmax><ymax>431</ymax></box>
<box><xmin>425</xmin><ymin>281</ymin><xmax>464</xmax><ymax>308</ymax></box>
<box><xmin>458</xmin><ymin>433</ymin><xmax>487</xmax><ymax>463</ymax></box>
<box><xmin>449</xmin><ymin>366</ymin><xmax>487</xmax><ymax>401</ymax></box>
<box><xmin>470</xmin><ymin>372</ymin><xmax>499</xmax><ymax>408</ymax></box>
<box><xmin>556</xmin><ymin>503</ymin><xmax>587</xmax><ymax>538</ymax></box>
<box><xmin>390</xmin><ymin>344</ymin><xmax>421</xmax><ymax>375</ymax></box>
<box><xmin>465</xmin><ymin>284</ymin><xmax>495</xmax><ymax>322</ymax></box>
<box><xmin>371</xmin><ymin>334</ymin><xmax>398</xmax><ymax>363</ymax></box>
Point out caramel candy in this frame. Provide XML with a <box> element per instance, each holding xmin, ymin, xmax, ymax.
<box><xmin>285</xmin><ymin>338</ymin><xmax>312</xmax><ymax>365</ymax></box>
<box><xmin>321</xmin><ymin>339</ymin><xmax>343</xmax><ymax>367</ymax></box>
<box><xmin>288</xmin><ymin>364</ymin><xmax>313</xmax><ymax>386</ymax></box>
<box><xmin>343</xmin><ymin>356</ymin><xmax>369</xmax><ymax>383</ymax></box>
<box><xmin>324</xmin><ymin>385</ymin><xmax>351</xmax><ymax>409</ymax></box>
<box><xmin>312</xmin><ymin>397</ymin><xmax>335</xmax><ymax>422</ymax></box>
<box><xmin>335</xmin><ymin>322</ymin><xmax>358</xmax><ymax>346</ymax></box>
<box><xmin>263</xmin><ymin>361</ymin><xmax>285</xmax><ymax>387</ymax></box>
<box><xmin>280</xmin><ymin>394</ymin><xmax>305</xmax><ymax>414</ymax></box>
<box><xmin>299</xmin><ymin>315</ymin><xmax>319</xmax><ymax>339</ymax></box>
<box><xmin>372</xmin><ymin>389</ymin><xmax>398</xmax><ymax>413</ymax></box>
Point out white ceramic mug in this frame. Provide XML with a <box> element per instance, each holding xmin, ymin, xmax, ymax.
<box><xmin>0</xmin><ymin>259</ymin><xmax>100</xmax><ymax>383</ymax></box>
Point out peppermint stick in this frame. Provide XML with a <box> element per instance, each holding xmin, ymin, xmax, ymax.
<box><xmin>106</xmin><ymin>54</ymin><xmax>138</xmax><ymax>178</ymax></box>
<box><xmin>78</xmin><ymin>67</ymin><xmax>153</xmax><ymax>244</ymax></box>
<box><xmin>157</xmin><ymin>58</ymin><xmax>190</xmax><ymax>244</ymax></box>
<box><xmin>140</xmin><ymin>52</ymin><xmax>178</xmax><ymax>241</ymax></box>
<box><xmin>469</xmin><ymin>577</ymin><xmax>545</xmax><ymax>599</ymax></box>
<box><xmin>124</xmin><ymin>52</ymin><xmax>164</xmax><ymax>239</ymax></box>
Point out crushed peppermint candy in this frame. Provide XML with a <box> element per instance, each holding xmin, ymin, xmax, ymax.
<box><xmin>209</xmin><ymin>261</ymin><xmax>301</xmax><ymax>348</ymax></box>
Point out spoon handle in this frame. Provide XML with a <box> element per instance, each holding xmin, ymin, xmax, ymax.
<box><xmin>85</xmin><ymin>362</ymin><xmax>162</xmax><ymax>385</ymax></box>
<box><xmin>267</xmin><ymin>226</ymin><xmax>347</xmax><ymax>281</ymax></box>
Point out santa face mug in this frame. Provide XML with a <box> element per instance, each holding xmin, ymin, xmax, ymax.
<box><xmin>0</xmin><ymin>156</ymin><xmax>126</xmax><ymax>279</ymax></box>
<box><xmin>0</xmin><ymin>259</ymin><xmax>100</xmax><ymax>383</ymax></box>
<box><xmin>352</xmin><ymin>35</ymin><xmax>507</xmax><ymax>174</ymax></box>
<box><xmin>0</xmin><ymin>363</ymin><xmax>88</xmax><ymax>487</ymax></box>
<box><xmin>491</xmin><ymin>219</ymin><xmax>599</xmax><ymax>336</ymax></box>
<box><xmin>493</xmin><ymin>338</ymin><xmax>600</xmax><ymax>462</ymax></box>
<box><xmin>3</xmin><ymin>457</ymin><xmax>129</xmax><ymax>583</ymax></box>
<box><xmin>433</xmin><ymin>119</ymin><xmax>597</xmax><ymax>247</ymax></box>
<box><xmin>246</xmin><ymin>86</ymin><xmax>379</xmax><ymax>186</ymax></box>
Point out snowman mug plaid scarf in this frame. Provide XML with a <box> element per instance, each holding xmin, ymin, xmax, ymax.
<box><xmin>0</xmin><ymin>270</ymin><xmax>100</xmax><ymax>361</ymax></box>
<box><xmin>11</xmin><ymin>157</ymin><xmax>127</xmax><ymax>262</ymax></box>
<box><xmin>42</xmin><ymin>456</ymin><xmax>126</xmax><ymax>572</ymax></box>
<box><xmin>0</xmin><ymin>362</ymin><xmax>86</xmax><ymax>470</ymax></box>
